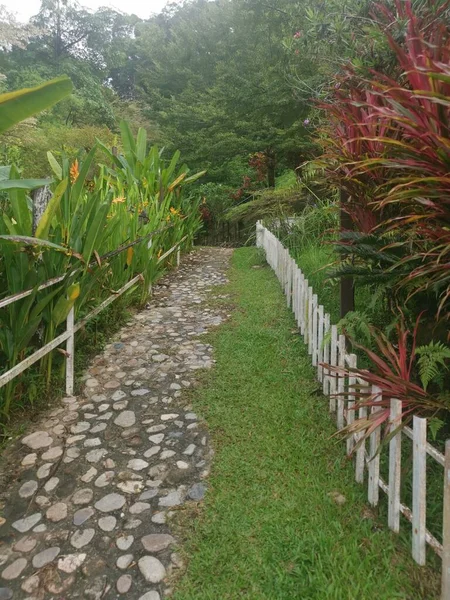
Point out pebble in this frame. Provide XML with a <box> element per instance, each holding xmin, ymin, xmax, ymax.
<box><xmin>0</xmin><ymin>588</ymin><xmax>13</xmax><ymax>600</ymax></box>
<box><xmin>58</xmin><ymin>553</ymin><xmax>86</xmax><ymax>573</ymax></box>
<box><xmin>21</xmin><ymin>574</ymin><xmax>39</xmax><ymax>593</ymax></box>
<box><xmin>42</xmin><ymin>446</ymin><xmax>63</xmax><ymax>460</ymax></box>
<box><xmin>22</xmin><ymin>431</ymin><xmax>53</xmax><ymax>449</ymax></box>
<box><xmin>144</xmin><ymin>446</ymin><xmax>161</xmax><ymax>458</ymax></box>
<box><xmin>70</xmin><ymin>528</ymin><xmax>95</xmax><ymax>548</ymax></box>
<box><xmin>139</xmin><ymin>593</ymin><xmax>160</xmax><ymax>600</ymax></box>
<box><xmin>81</xmin><ymin>467</ymin><xmax>98</xmax><ymax>482</ymax></box>
<box><xmin>95</xmin><ymin>471</ymin><xmax>114</xmax><ymax>487</ymax></box>
<box><xmin>116</xmin><ymin>535</ymin><xmax>134</xmax><ymax>550</ymax></box>
<box><xmin>114</xmin><ymin>410</ymin><xmax>136</xmax><ymax>428</ymax></box>
<box><xmin>129</xmin><ymin>502</ymin><xmax>151</xmax><ymax>514</ymax></box>
<box><xmin>159</xmin><ymin>491</ymin><xmax>182</xmax><ymax>507</ymax></box>
<box><xmin>183</xmin><ymin>444</ymin><xmax>196</xmax><ymax>456</ymax></box>
<box><xmin>95</xmin><ymin>493</ymin><xmax>126</xmax><ymax>512</ymax></box>
<box><xmin>116</xmin><ymin>554</ymin><xmax>133</xmax><ymax>569</ymax></box>
<box><xmin>72</xmin><ymin>488</ymin><xmax>94</xmax><ymax>505</ymax></box>
<box><xmin>37</xmin><ymin>462</ymin><xmax>52</xmax><ymax>478</ymax></box>
<box><xmin>32</xmin><ymin>546</ymin><xmax>60</xmax><ymax>568</ymax></box>
<box><xmin>188</xmin><ymin>482</ymin><xmax>207</xmax><ymax>501</ymax></box>
<box><xmin>70</xmin><ymin>421</ymin><xmax>90</xmax><ymax>434</ymax></box>
<box><xmin>13</xmin><ymin>536</ymin><xmax>36</xmax><ymax>553</ymax></box>
<box><xmin>138</xmin><ymin>555</ymin><xmax>166</xmax><ymax>583</ymax></box>
<box><xmin>141</xmin><ymin>533</ymin><xmax>175</xmax><ymax>552</ymax></box>
<box><xmin>177</xmin><ymin>461</ymin><xmax>190</xmax><ymax>469</ymax></box>
<box><xmin>86</xmin><ymin>448</ymin><xmax>107</xmax><ymax>462</ymax></box>
<box><xmin>99</xmin><ymin>516</ymin><xmax>117</xmax><ymax>531</ymax></box>
<box><xmin>1</xmin><ymin>558</ymin><xmax>27</xmax><ymax>580</ymax></box>
<box><xmin>47</xmin><ymin>502</ymin><xmax>68</xmax><ymax>522</ymax></box>
<box><xmin>18</xmin><ymin>480</ymin><xmax>38</xmax><ymax>498</ymax></box>
<box><xmin>127</xmin><ymin>459</ymin><xmax>149</xmax><ymax>471</ymax></box>
<box><xmin>21</xmin><ymin>453</ymin><xmax>37</xmax><ymax>466</ymax></box>
<box><xmin>117</xmin><ymin>574</ymin><xmax>133</xmax><ymax>593</ymax></box>
<box><xmin>84</xmin><ymin>437</ymin><xmax>102</xmax><ymax>447</ymax></box>
<box><xmin>12</xmin><ymin>513</ymin><xmax>41</xmax><ymax>532</ymax></box>
<box><xmin>149</xmin><ymin>434</ymin><xmax>165</xmax><ymax>444</ymax></box>
<box><xmin>73</xmin><ymin>507</ymin><xmax>95</xmax><ymax>526</ymax></box>
<box><xmin>151</xmin><ymin>512</ymin><xmax>166</xmax><ymax>524</ymax></box>
<box><xmin>160</xmin><ymin>449</ymin><xmax>176</xmax><ymax>459</ymax></box>
<box><xmin>44</xmin><ymin>476</ymin><xmax>59</xmax><ymax>492</ymax></box>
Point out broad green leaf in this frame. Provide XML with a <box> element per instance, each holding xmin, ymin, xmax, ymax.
<box><xmin>47</xmin><ymin>151</ymin><xmax>63</xmax><ymax>180</ymax></box>
<box><xmin>0</xmin><ymin>234</ymin><xmax>79</xmax><ymax>256</ymax></box>
<box><xmin>0</xmin><ymin>77</ymin><xmax>73</xmax><ymax>134</ymax></box>
<box><xmin>35</xmin><ymin>178</ymin><xmax>68</xmax><ymax>239</ymax></box>
<box><xmin>183</xmin><ymin>170</ymin><xmax>207</xmax><ymax>184</ymax></box>
<box><xmin>0</xmin><ymin>178</ymin><xmax>52</xmax><ymax>191</ymax></box>
<box><xmin>136</xmin><ymin>128</ymin><xmax>147</xmax><ymax>163</ymax></box>
<box><xmin>70</xmin><ymin>145</ymin><xmax>97</xmax><ymax>205</ymax></box>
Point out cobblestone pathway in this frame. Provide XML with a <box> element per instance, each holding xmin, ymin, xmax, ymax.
<box><xmin>0</xmin><ymin>247</ymin><xmax>232</xmax><ymax>600</ymax></box>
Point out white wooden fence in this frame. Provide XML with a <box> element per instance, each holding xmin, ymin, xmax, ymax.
<box><xmin>256</xmin><ymin>221</ymin><xmax>450</xmax><ymax>599</ymax></box>
<box><xmin>0</xmin><ymin>237</ymin><xmax>185</xmax><ymax>398</ymax></box>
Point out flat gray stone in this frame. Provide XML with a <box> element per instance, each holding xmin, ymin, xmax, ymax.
<box><xmin>98</xmin><ymin>516</ymin><xmax>117</xmax><ymax>532</ymax></box>
<box><xmin>57</xmin><ymin>553</ymin><xmax>86</xmax><ymax>573</ymax></box>
<box><xmin>114</xmin><ymin>411</ymin><xmax>136</xmax><ymax>428</ymax></box>
<box><xmin>73</xmin><ymin>507</ymin><xmax>95</xmax><ymax>526</ymax></box>
<box><xmin>70</xmin><ymin>528</ymin><xmax>95</xmax><ymax>549</ymax></box>
<box><xmin>149</xmin><ymin>434</ymin><xmax>164</xmax><ymax>444</ymax></box>
<box><xmin>138</xmin><ymin>593</ymin><xmax>160</xmax><ymax>600</ymax></box>
<box><xmin>95</xmin><ymin>493</ymin><xmax>126</xmax><ymax>513</ymax></box>
<box><xmin>44</xmin><ymin>477</ymin><xmax>59</xmax><ymax>492</ymax></box>
<box><xmin>22</xmin><ymin>431</ymin><xmax>53</xmax><ymax>449</ymax></box>
<box><xmin>138</xmin><ymin>556</ymin><xmax>166</xmax><ymax>583</ymax></box>
<box><xmin>127</xmin><ymin>459</ymin><xmax>148</xmax><ymax>471</ymax></box>
<box><xmin>81</xmin><ymin>467</ymin><xmax>98</xmax><ymax>483</ymax></box>
<box><xmin>188</xmin><ymin>482</ymin><xmax>207</xmax><ymax>501</ymax></box>
<box><xmin>42</xmin><ymin>446</ymin><xmax>63</xmax><ymax>460</ymax></box>
<box><xmin>46</xmin><ymin>502</ymin><xmax>68</xmax><ymax>522</ymax></box>
<box><xmin>86</xmin><ymin>448</ymin><xmax>107</xmax><ymax>463</ymax></box>
<box><xmin>0</xmin><ymin>588</ymin><xmax>13</xmax><ymax>600</ymax></box>
<box><xmin>19</xmin><ymin>480</ymin><xmax>38</xmax><ymax>498</ymax></box>
<box><xmin>32</xmin><ymin>546</ymin><xmax>60</xmax><ymax>568</ymax></box>
<box><xmin>95</xmin><ymin>472</ymin><xmax>114</xmax><ymax>487</ymax></box>
<box><xmin>141</xmin><ymin>533</ymin><xmax>175</xmax><ymax>553</ymax></box>
<box><xmin>13</xmin><ymin>536</ymin><xmax>36</xmax><ymax>553</ymax></box>
<box><xmin>72</xmin><ymin>488</ymin><xmax>94</xmax><ymax>505</ymax></box>
<box><xmin>158</xmin><ymin>491</ymin><xmax>182</xmax><ymax>507</ymax></box>
<box><xmin>139</xmin><ymin>489</ymin><xmax>158</xmax><ymax>501</ymax></box>
<box><xmin>70</xmin><ymin>421</ymin><xmax>90</xmax><ymax>434</ymax></box>
<box><xmin>117</xmin><ymin>574</ymin><xmax>132</xmax><ymax>594</ymax></box>
<box><xmin>129</xmin><ymin>502</ymin><xmax>151</xmax><ymax>515</ymax></box>
<box><xmin>1</xmin><ymin>558</ymin><xmax>27</xmax><ymax>580</ymax></box>
<box><xmin>12</xmin><ymin>513</ymin><xmax>41</xmax><ymax>532</ymax></box>
<box><xmin>116</xmin><ymin>535</ymin><xmax>134</xmax><ymax>551</ymax></box>
<box><xmin>183</xmin><ymin>444</ymin><xmax>196</xmax><ymax>456</ymax></box>
<box><xmin>116</xmin><ymin>554</ymin><xmax>133</xmax><ymax>569</ymax></box>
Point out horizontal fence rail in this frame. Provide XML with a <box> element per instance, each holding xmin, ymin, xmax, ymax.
<box><xmin>256</xmin><ymin>221</ymin><xmax>450</xmax><ymax>599</ymax></box>
<box><xmin>0</xmin><ymin>233</ymin><xmax>187</xmax><ymax>396</ymax></box>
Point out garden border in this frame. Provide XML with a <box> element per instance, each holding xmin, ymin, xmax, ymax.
<box><xmin>256</xmin><ymin>221</ymin><xmax>450</xmax><ymax>599</ymax></box>
<box><xmin>0</xmin><ymin>232</ymin><xmax>186</xmax><ymax>396</ymax></box>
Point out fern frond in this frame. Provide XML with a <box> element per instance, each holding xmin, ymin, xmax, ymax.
<box><xmin>415</xmin><ymin>341</ymin><xmax>450</xmax><ymax>391</ymax></box>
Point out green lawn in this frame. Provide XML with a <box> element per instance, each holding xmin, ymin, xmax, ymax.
<box><xmin>173</xmin><ymin>247</ymin><xmax>440</xmax><ymax>600</ymax></box>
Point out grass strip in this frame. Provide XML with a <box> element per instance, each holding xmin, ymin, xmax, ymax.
<box><xmin>173</xmin><ymin>247</ymin><xmax>439</xmax><ymax>600</ymax></box>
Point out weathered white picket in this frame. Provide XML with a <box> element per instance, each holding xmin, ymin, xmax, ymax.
<box><xmin>256</xmin><ymin>221</ymin><xmax>450</xmax><ymax>599</ymax></box>
<box><xmin>0</xmin><ymin>236</ymin><xmax>187</xmax><ymax>397</ymax></box>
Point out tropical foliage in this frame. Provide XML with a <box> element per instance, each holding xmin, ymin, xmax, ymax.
<box><xmin>0</xmin><ymin>83</ymin><xmax>203</xmax><ymax>419</ymax></box>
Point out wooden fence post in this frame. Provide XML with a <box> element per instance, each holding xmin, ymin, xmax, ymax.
<box><xmin>337</xmin><ymin>334</ymin><xmax>346</xmax><ymax>429</ymax></box>
<box><xmin>346</xmin><ymin>353</ymin><xmax>357</xmax><ymax>456</ymax></box>
<box><xmin>368</xmin><ymin>385</ymin><xmax>382</xmax><ymax>507</ymax></box>
<box><xmin>317</xmin><ymin>305</ymin><xmax>324</xmax><ymax>382</ymax></box>
<box><xmin>388</xmin><ymin>398</ymin><xmax>402</xmax><ymax>533</ymax></box>
<box><xmin>65</xmin><ymin>307</ymin><xmax>75</xmax><ymax>396</ymax></box>
<box><xmin>312</xmin><ymin>295</ymin><xmax>318</xmax><ymax>366</ymax></box>
<box><xmin>322</xmin><ymin>313</ymin><xmax>330</xmax><ymax>395</ymax></box>
<box><xmin>329</xmin><ymin>325</ymin><xmax>338</xmax><ymax>412</ymax></box>
<box><xmin>412</xmin><ymin>416</ymin><xmax>427</xmax><ymax>566</ymax></box>
<box><xmin>442</xmin><ymin>441</ymin><xmax>450</xmax><ymax>599</ymax></box>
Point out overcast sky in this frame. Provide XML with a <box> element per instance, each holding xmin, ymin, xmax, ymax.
<box><xmin>4</xmin><ymin>0</ymin><xmax>181</xmax><ymax>22</ymax></box>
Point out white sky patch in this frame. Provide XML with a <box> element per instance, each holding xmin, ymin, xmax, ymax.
<box><xmin>2</xmin><ymin>0</ymin><xmax>182</xmax><ymax>22</ymax></box>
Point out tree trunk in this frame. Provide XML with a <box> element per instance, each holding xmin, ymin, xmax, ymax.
<box><xmin>266</xmin><ymin>148</ymin><xmax>276</xmax><ymax>188</ymax></box>
<box><xmin>32</xmin><ymin>186</ymin><xmax>52</xmax><ymax>235</ymax></box>
<box><xmin>340</xmin><ymin>189</ymin><xmax>355</xmax><ymax>319</ymax></box>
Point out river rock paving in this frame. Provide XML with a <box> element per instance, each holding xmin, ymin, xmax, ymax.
<box><xmin>0</xmin><ymin>248</ymin><xmax>232</xmax><ymax>600</ymax></box>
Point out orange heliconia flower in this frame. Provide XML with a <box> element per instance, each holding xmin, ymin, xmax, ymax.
<box><xmin>70</xmin><ymin>159</ymin><xmax>79</xmax><ymax>184</ymax></box>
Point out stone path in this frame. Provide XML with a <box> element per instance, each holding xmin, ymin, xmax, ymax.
<box><xmin>0</xmin><ymin>247</ymin><xmax>232</xmax><ymax>600</ymax></box>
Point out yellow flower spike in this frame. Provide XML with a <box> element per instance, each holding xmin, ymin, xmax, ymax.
<box><xmin>68</xmin><ymin>283</ymin><xmax>80</xmax><ymax>301</ymax></box>
<box><xmin>126</xmin><ymin>247</ymin><xmax>133</xmax><ymax>266</ymax></box>
<box><xmin>112</xmin><ymin>196</ymin><xmax>126</xmax><ymax>204</ymax></box>
<box><xmin>157</xmin><ymin>249</ymin><xmax>162</xmax><ymax>259</ymax></box>
<box><xmin>69</xmin><ymin>159</ymin><xmax>79</xmax><ymax>184</ymax></box>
